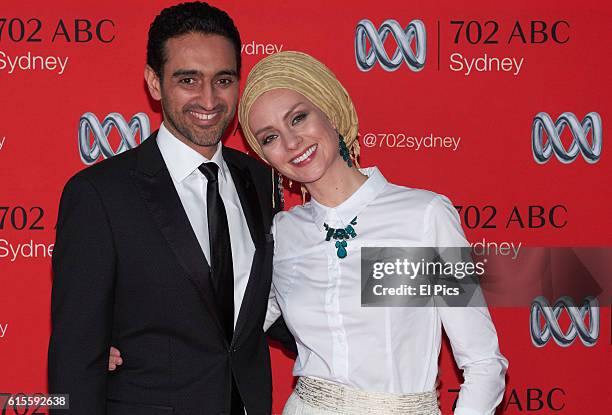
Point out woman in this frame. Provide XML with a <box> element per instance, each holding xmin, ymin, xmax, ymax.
<box><xmin>111</xmin><ymin>51</ymin><xmax>508</xmax><ymax>414</ymax></box>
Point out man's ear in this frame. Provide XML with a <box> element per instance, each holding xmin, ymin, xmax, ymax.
<box><xmin>144</xmin><ymin>65</ymin><xmax>162</xmax><ymax>101</ymax></box>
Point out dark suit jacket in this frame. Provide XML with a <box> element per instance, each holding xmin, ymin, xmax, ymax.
<box><xmin>48</xmin><ymin>133</ymin><xmax>294</xmax><ymax>415</ymax></box>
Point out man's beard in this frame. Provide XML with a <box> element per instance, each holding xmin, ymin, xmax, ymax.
<box><xmin>163</xmin><ymin>104</ymin><xmax>232</xmax><ymax>148</ymax></box>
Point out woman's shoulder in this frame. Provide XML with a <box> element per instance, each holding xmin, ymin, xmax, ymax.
<box><xmin>273</xmin><ymin>202</ymin><xmax>312</xmax><ymax>223</ymax></box>
<box><xmin>380</xmin><ymin>182</ymin><xmax>466</xmax><ymax>246</ymax></box>
<box><xmin>378</xmin><ymin>180</ymin><xmax>455</xmax><ymax>217</ymax></box>
<box><xmin>271</xmin><ymin>201</ymin><xmax>314</xmax><ymax>237</ymax></box>
<box><xmin>270</xmin><ymin>202</ymin><xmax>319</xmax><ymax>259</ymax></box>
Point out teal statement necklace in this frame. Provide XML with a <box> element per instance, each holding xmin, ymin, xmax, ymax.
<box><xmin>323</xmin><ymin>217</ymin><xmax>358</xmax><ymax>259</ymax></box>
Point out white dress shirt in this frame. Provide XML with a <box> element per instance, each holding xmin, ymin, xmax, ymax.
<box><xmin>157</xmin><ymin>123</ymin><xmax>255</xmax><ymax>325</ymax></box>
<box><xmin>265</xmin><ymin>167</ymin><xmax>508</xmax><ymax>415</ymax></box>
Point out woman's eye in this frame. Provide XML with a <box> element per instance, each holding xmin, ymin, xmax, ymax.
<box><xmin>291</xmin><ymin>113</ymin><xmax>307</xmax><ymax>125</ymax></box>
<box><xmin>262</xmin><ymin>134</ymin><xmax>278</xmax><ymax>145</ymax></box>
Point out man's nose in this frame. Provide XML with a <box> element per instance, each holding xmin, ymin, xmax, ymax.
<box><xmin>197</xmin><ymin>83</ymin><xmax>217</xmax><ymax>110</ymax></box>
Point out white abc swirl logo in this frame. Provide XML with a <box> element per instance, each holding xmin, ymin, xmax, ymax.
<box><xmin>355</xmin><ymin>19</ymin><xmax>426</xmax><ymax>72</ymax></box>
<box><xmin>530</xmin><ymin>296</ymin><xmax>599</xmax><ymax>347</ymax></box>
<box><xmin>532</xmin><ymin>112</ymin><xmax>602</xmax><ymax>164</ymax></box>
<box><xmin>78</xmin><ymin>112</ymin><xmax>150</xmax><ymax>165</ymax></box>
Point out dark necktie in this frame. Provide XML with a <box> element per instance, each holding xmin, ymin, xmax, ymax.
<box><xmin>199</xmin><ymin>162</ymin><xmax>234</xmax><ymax>339</ymax></box>
<box><xmin>198</xmin><ymin>162</ymin><xmax>244</xmax><ymax>415</ymax></box>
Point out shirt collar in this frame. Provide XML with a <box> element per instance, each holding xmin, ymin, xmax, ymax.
<box><xmin>156</xmin><ymin>122</ymin><xmax>227</xmax><ymax>183</ymax></box>
<box><xmin>310</xmin><ymin>166</ymin><xmax>388</xmax><ymax>230</ymax></box>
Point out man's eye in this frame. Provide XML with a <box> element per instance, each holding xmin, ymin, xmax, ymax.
<box><xmin>292</xmin><ymin>113</ymin><xmax>307</xmax><ymax>125</ymax></box>
<box><xmin>217</xmin><ymin>78</ymin><xmax>234</xmax><ymax>86</ymax></box>
<box><xmin>179</xmin><ymin>78</ymin><xmax>195</xmax><ymax>85</ymax></box>
<box><xmin>262</xmin><ymin>134</ymin><xmax>278</xmax><ymax>145</ymax></box>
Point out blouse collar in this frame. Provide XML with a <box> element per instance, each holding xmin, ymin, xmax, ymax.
<box><xmin>309</xmin><ymin>166</ymin><xmax>388</xmax><ymax>230</ymax></box>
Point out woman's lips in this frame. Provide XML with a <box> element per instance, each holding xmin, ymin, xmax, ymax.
<box><xmin>290</xmin><ymin>144</ymin><xmax>317</xmax><ymax>166</ymax></box>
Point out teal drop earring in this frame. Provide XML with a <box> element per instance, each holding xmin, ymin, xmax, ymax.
<box><xmin>338</xmin><ymin>133</ymin><xmax>353</xmax><ymax>168</ymax></box>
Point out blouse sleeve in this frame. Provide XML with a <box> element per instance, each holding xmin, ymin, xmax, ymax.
<box><xmin>424</xmin><ymin>195</ymin><xmax>509</xmax><ymax>415</ymax></box>
<box><xmin>263</xmin><ymin>285</ymin><xmax>282</xmax><ymax>332</ymax></box>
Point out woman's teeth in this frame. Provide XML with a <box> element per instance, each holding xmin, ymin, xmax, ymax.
<box><xmin>291</xmin><ymin>145</ymin><xmax>317</xmax><ymax>164</ymax></box>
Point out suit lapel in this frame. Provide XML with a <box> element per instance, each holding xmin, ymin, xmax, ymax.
<box><xmin>131</xmin><ymin>135</ymin><xmax>227</xmax><ymax>344</ymax></box>
<box><xmin>224</xmin><ymin>152</ymin><xmax>266</xmax><ymax>338</ymax></box>
<box><xmin>225</xmin><ymin>159</ymin><xmax>264</xmax><ymax>247</ymax></box>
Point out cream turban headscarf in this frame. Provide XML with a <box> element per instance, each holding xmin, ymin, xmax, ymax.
<box><xmin>238</xmin><ymin>51</ymin><xmax>360</xmax><ymax>163</ymax></box>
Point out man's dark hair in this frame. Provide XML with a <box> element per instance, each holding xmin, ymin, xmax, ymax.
<box><xmin>147</xmin><ymin>1</ymin><xmax>241</xmax><ymax>78</ymax></box>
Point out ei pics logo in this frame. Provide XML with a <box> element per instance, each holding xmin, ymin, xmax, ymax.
<box><xmin>532</xmin><ymin>112</ymin><xmax>602</xmax><ymax>164</ymax></box>
<box><xmin>355</xmin><ymin>19</ymin><xmax>426</xmax><ymax>72</ymax></box>
<box><xmin>78</xmin><ymin>112</ymin><xmax>150</xmax><ymax>165</ymax></box>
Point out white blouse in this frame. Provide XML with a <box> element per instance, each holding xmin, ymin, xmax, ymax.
<box><xmin>265</xmin><ymin>167</ymin><xmax>508</xmax><ymax>415</ymax></box>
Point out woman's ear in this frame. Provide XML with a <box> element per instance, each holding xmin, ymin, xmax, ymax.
<box><xmin>328</xmin><ymin>115</ymin><xmax>338</xmax><ymax>131</ymax></box>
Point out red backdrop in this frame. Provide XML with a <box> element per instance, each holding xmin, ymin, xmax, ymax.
<box><xmin>0</xmin><ymin>0</ymin><xmax>610</xmax><ymax>413</ymax></box>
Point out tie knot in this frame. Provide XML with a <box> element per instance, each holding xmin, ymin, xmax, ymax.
<box><xmin>199</xmin><ymin>162</ymin><xmax>219</xmax><ymax>182</ymax></box>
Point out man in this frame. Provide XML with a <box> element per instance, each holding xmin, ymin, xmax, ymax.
<box><xmin>48</xmin><ymin>3</ymin><xmax>293</xmax><ymax>414</ymax></box>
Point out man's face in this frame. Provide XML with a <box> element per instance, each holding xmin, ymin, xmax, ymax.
<box><xmin>146</xmin><ymin>33</ymin><xmax>239</xmax><ymax>155</ymax></box>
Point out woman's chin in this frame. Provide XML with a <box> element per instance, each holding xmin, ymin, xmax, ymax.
<box><xmin>288</xmin><ymin>171</ymin><xmax>325</xmax><ymax>186</ymax></box>
<box><xmin>279</xmin><ymin>165</ymin><xmax>325</xmax><ymax>186</ymax></box>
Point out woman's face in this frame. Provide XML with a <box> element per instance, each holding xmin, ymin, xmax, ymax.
<box><xmin>248</xmin><ymin>88</ymin><xmax>341</xmax><ymax>184</ymax></box>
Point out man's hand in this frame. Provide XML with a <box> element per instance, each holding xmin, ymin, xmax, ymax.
<box><xmin>108</xmin><ymin>346</ymin><xmax>123</xmax><ymax>371</ymax></box>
